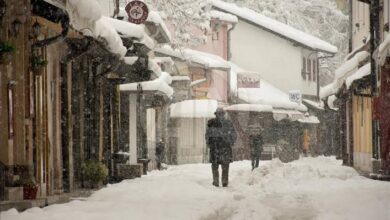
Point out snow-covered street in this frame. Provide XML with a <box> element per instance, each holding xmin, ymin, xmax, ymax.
<box><xmin>1</xmin><ymin>157</ymin><xmax>390</xmax><ymax>220</ymax></box>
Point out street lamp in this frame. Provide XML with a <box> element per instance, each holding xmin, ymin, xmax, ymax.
<box><xmin>10</xmin><ymin>19</ymin><xmax>22</xmax><ymax>37</ymax></box>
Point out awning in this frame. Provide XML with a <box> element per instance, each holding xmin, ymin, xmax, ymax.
<box><xmin>272</xmin><ymin>109</ymin><xmax>304</xmax><ymax>121</ymax></box>
<box><xmin>298</xmin><ymin>115</ymin><xmax>320</xmax><ymax>124</ymax></box>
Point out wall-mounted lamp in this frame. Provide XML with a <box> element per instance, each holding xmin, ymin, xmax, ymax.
<box><xmin>32</xmin><ymin>20</ymin><xmax>41</xmax><ymax>38</ymax></box>
<box><xmin>10</xmin><ymin>19</ymin><xmax>22</xmax><ymax>37</ymax></box>
<box><xmin>0</xmin><ymin>0</ymin><xmax>6</xmax><ymax>22</ymax></box>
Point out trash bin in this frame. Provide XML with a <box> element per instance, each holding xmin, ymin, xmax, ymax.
<box><xmin>137</xmin><ymin>158</ymin><xmax>150</xmax><ymax>175</ymax></box>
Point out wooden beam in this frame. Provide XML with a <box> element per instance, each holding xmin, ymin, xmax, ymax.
<box><xmin>33</xmin><ymin>16</ymin><xmax>81</xmax><ymax>39</ymax></box>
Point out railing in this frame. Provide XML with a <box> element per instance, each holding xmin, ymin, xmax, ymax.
<box><xmin>0</xmin><ymin>161</ymin><xmax>6</xmax><ymax>201</ymax></box>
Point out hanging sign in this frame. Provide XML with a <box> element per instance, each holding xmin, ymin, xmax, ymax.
<box><xmin>125</xmin><ymin>1</ymin><xmax>149</xmax><ymax>24</ymax></box>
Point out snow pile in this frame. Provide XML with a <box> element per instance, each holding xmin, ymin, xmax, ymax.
<box><xmin>346</xmin><ymin>63</ymin><xmax>371</xmax><ymax>89</ymax></box>
<box><xmin>170</xmin><ymin>99</ymin><xmax>218</xmax><ymax>118</ymax></box>
<box><xmin>66</xmin><ymin>0</ymin><xmax>127</xmax><ymax>58</ymax></box>
<box><xmin>2</xmin><ymin>157</ymin><xmax>390</xmax><ymax>220</ymax></box>
<box><xmin>120</xmin><ymin>75</ymin><xmax>174</xmax><ymax>97</ymax></box>
<box><xmin>320</xmin><ymin>51</ymin><xmax>370</xmax><ymax>99</ymax></box>
<box><xmin>101</xmin><ymin>16</ymin><xmax>144</xmax><ymax>39</ymax></box>
<box><xmin>211</xmin><ymin>0</ymin><xmax>337</xmax><ymax>53</ymax></box>
<box><xmin>147</xmin><ymin>11</ymin><xmax>173</xmax><ymax>43</ymax></box>
<box><xmin>225</xmin><ymin>103</ymin><xmax>273</xmax><ymax>112</ymax></box>
<box><xmin>171</xmin><ymin>75</ymin><xmax>191</xmax><ymax>81</ymax></box>
<box><xmin>155</xmin><ymin>45</ymin><xmax>231</xmax><ymax>70</ymax></box>
<box><xmin>183</xmin><ymin>48</ymin><xmax>231</xmax><ymax>70</ymax></box>
<box><xmin>248</xmin><ymin>157</ymin><xmax>358</xmax><ymax>187</ymax></box>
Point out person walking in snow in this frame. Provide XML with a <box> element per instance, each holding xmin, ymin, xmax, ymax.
<box><xmin>303</xmin><ymin>129</ymin><xmax>310</xmax><ymax>157</ymax></box>
<box><xmin>206</xmin><ymin>108</ymin><xmax>237</xmax><ymax>187</ymax></box>
<box><xmin>156</xmin><ymin>139</ymin><xmax>165</xmax><ymax>170</ymax></box>
<box><xmin>249</xmin><ymin>133</ymin><xmax>263</xmax><ymax>171</ymax></box>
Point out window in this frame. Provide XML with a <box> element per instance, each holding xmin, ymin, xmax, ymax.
<box><xmin>301</xmin><ymin>57</ymin><xmax>306</xmax><ymax>79</ymax></box>
<box><xmin>307</xmin><ymin>59</ymin><xmax>312</xmax><ymax>81</ymax></box>
<box><xmin>313</xmin><ymin>59</ymin><xmax>317</xmax><ymax>82</ymax></box>
<box><xmin>212</xmin><ymin>31</ymin><xmax>219</xmax><ymax>41</ymax></box>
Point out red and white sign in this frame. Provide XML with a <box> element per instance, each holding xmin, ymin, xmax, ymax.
<box><xmin>237</xmin><ymin>72</ymin><xmax>260</xmax><ymax>88</ymax></box>
<box><xmin>125</xmin><ymin>1</ymin><xmax>149</xmax><ymax>24</ymax></box>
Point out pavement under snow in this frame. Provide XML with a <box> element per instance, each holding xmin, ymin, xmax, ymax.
<box><xmin>1</xmin><ymin>157</ymin><xmax>390</xmax><ymax>220</ymax></box>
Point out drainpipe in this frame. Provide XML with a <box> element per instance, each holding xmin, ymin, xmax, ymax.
<box><xmin>227</xmin><ymin>23</ymin><xmax>236</xmax><ymax>61</ymax></box>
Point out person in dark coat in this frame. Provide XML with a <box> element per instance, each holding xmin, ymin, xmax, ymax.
<box><xmin>249</xmin><ymin>133</ymin><xmax>263</xmax><ymax>170</ymax></box>
<box><xmin>206</xmin><ymin>108</ymin><xmax>237</xmax><ymax>187</ymax></box>
<box><xmin>156</xmin><ymin>139</ymin><xmax>165</xmax><ymax>170</ymax></box>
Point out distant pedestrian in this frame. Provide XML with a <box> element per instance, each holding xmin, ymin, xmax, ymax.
<box><xmin>156</xmin><ymin>139</ymin><xmax>165</xmax><ymax>170</ymax></box>
<box><xmin>249</xmin><ymin>133</ymin><xmax>263</xmax><ymax>170</ymax></box>
<box><xmin>206</xmin><ymin>108</ymin><xmax>237</xmax><ymax>187</ymax></box>
<box><xmin>303</xmin><ymin>129</ymin><xmax>310</xmax><ymax>156</ymax></box>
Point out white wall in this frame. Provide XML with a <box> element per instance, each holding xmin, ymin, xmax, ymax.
<box><xmin>176</xmin><ymin>118</ymin><xmax>208</xmax><ymax>164</ymax></box>
<box><xmin>230</xmin><ymin>20</ymin><xmax>317</xmax><ymax>97</ymax></box>
<box><xmin>351</xmin><ymin>0</ymin><xmax>370</xmax><ymax>50</ymax></box>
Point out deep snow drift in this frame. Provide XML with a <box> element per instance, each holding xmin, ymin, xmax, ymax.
<box><xmin>2</xmin><ymin>157</ymin><xmax>390</xmax><ymax>220</ymax></box>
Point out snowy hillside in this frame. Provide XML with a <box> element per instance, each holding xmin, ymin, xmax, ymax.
<box><xmin>225</xmin><ymin>0</ymin><xmax>349</xmax><ymax>85</ymax></box>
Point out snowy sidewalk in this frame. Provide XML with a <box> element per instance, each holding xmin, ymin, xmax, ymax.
<box><xmin>1</xmin><ymin>157</ymin><xmax>390</xmax><ymax>220</ymax></box>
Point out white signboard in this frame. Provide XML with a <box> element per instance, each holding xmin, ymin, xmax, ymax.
<box><xmin>237</xmin><ymin>72</ymin><xmax>260</xmax><ymax>88</ymax></box>
<box><xmin>289</xmin><ymin>90</ymin><xmax>301</xmax><ymax>104</ymax></box>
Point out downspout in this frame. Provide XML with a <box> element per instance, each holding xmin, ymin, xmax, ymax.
<box><xmin>227</xmin><ymin>23</ymin><xmax>236</xmax><ymax>61</ymax></box>
<box><xmin>227</xmin><ymin>22</ymin><xmax>236</xmax><ymax>103</ymax></box>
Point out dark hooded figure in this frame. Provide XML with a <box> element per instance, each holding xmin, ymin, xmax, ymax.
<box><xmin>206</xmin><ymin>108</ymin><xmax>237</xmax><ymax>187</ymax></box>
<box><xmin>249</xmin><ymin>133</ymin><xmax>263</xmax><ymax>170</ymax></box>
<box><xmin>156</xmin><ymin>139</ymin><xmax>165</xmax><ymax>170</ymax></box>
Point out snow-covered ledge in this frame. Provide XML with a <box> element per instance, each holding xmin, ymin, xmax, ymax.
<box><xmin>66</xmin><ymin>0</ymin><xmax>127</xmax><ymax>58</ymax></box>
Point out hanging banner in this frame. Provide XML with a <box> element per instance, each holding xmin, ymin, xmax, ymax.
<box><xmin>125</xmin><ymin>0</ymin><xmax>149</xmax><ymax>24</ymax></box>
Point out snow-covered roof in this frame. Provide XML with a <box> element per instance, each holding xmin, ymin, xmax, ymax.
<box><xmin>328</xmin><ymin>95</ymin><xmax>339</xmax><ymax>111</ymax></box>
<box><xmin>172</xmin><ymin>75</ymin><xmax>191</xmax><ymax>81</ymax></box>
<box><xmin>184</xmin><ymin>49</ymin><xmax>231</xmax><ymax>70</ymax></box>
<box><xmin>272</xmin><ymin>109</ymin><xmax>304</xmax><ymax>121</ymax></box>
<box><xmin>210</xmin><ymin>10</ymin><xmax>238</xmax><ymax>23</ymax></box>
<box><xmin>225</xmin><ymin>104</ymin><xmax>273</xmax><ymax>113</ymax></box>
<box><xmin>66</xmin><ymin>0</ymin><xmax>127</xmax><ymax>58</ymax></box>
<box><xmin>159</xmin><ymin>72</ymin><xmax>173</xmax><ymax>85</ymax></box>
<box><xmin>211</xmin><ymin>0</ymin><xmax>337</xmax><ymax>54</ymax></box>
<box><xmin>346</xmin><ymin>63</ymin><xmax>371</xmax><ymax>89</ymax></box>
<box><xmin>170</xmin><ymin>99</ymin><xmax>218</xmax><ymax>118</ymax></box>
<box><xmin>119</xmin><ymin>76</ymin><xmax>174</xmax><ymax>97</ymax></box>
<box><xmin>190</xmin><ymin>78</ymin><xmax>207</xmax><ymax>87</ymax></box>
<box><xmin>155</xmin><ymin>45</ymin><xmax>231</xmax><ymax>70</ymax></box>
<box><xmin>101</xmin><ymin>16</ymin><xmax>144</xmax><ymax>39</ymax></box>
<box><xmin>320</xmin><ymin>51</ymin><xmax>370</xmax><ymax>99</ymax></box>
<box><xmin>237</xmin><ymin>87</ymin><xmax>307</xmax><ymax>112</ymax></box>
<box><xmin>146</xmin><ymin>11</ymin><xmax>173</xmax><ymax>43</ymax></box>
<box><xmin>298</xmin><ymin>115</ymin><xmax>320</xmax><ymax>124</ymax></box>
<box><xmin>302</xmin><ymin>99</ymin><xmax>324</xmax><ymax>111</ymax></box>
<box><xmin>118</xmin><ymin>8</ymin><xmax>172</xmax><ymax>44</ymax></box>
